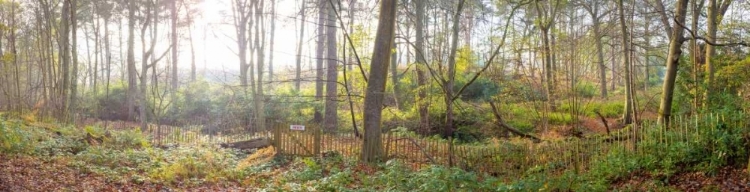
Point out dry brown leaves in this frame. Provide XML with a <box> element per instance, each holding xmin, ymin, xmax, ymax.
<box><xmin>612</xmin><ymin>167</ymin><xmax>750</xmax><ymax>191</ymax></box>
<box><xmin>0</xmin><ymin>154</ymin><xmax>253</xmax><ymax>192</ymax></box>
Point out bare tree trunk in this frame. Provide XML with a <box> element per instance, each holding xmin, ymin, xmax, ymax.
<box><xmin>127</xmin><ymin>0</ymin><xmax>137</xmax><ymax>120</ymax></box>
<box><xmin>414</xmin><ymin>0</ymin><xmax>429</xmax><ymax>134</ymax></box>
<box><xmin>583</xmin><ymin>1</ymin><xmax>608</xmax><ymax>98</ymax></box>
<box><xmin>314</xmin><ymin>0</ymin><xmax>326</xmax><ymax>123</ymax></box>
<box><xmin>690</xmin><ymin>0</ymin><xmax>703</xmax><ymax>113</ymax></box>
<box><xmin>268</xmin><ymin>0</ymin><xmax>276</xmax><ymax>81</ymax></box>
<box><xmin>443</xmin><ymin>0</ymin><xmax>466</xmax><ymax>139</ymax></box>
<box><xmin>704</xmin><ymin>0</ymin><xmax>732</xmax><ymax>107</ymax></box>
<box><xmin>186</xmin><ymin>8</ymin><xmax>197</xmax><ymax>82</ymax></box>
<box><xmin>390</xmin><ymin>38</ymin><xmax>399</xmax><ymax>109</ymax></box>
<box><xmin>658</xmin><ymin>0</ymin><xmax>689</xmax><ymax>127</ymax></box>
<box><xmin>171</xmin><ymin>0</ymin><xmax>179</xmax><ymax>90</ymax></box>
<box><xmin>254</xmin><ymin>0</ymin><xmax>266</xmax><ymax>132</ymax></box>
<box><xmin>295</xmin><ymin>0</ymin><xmax>306</xmax><ymax>91</ymax></box>
<box><xmin>60</xmin><ymin>0</ymin><xmax>71</xmax><ymax>119</ymax></box>
<box><xmin>324</xmin><ymin>1</ymin><xmax>338</xmax><ymax>132</ymax></box>
<box><xmin>618</xmin><ymin>0</ymin><xmax>633</xmax><ymax>124</ymax></box>
<box><xmin>104</xmin><ymin>11</ymin><xmax>112</xmax><ymax>99</ymax></box>
<box><xmin>70</xmin><ymin>0</ymin><xmax>79</xmax><ymax>121</ymax></box>
<box><xmin>361</xmin><ymin>0</ymin><xmax>397</xmax><ymax>163</ymax></box>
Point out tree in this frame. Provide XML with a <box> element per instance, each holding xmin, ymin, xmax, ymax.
<box><xmin>60</xmin><ymin>0</ymin><xmax>71</xmax><ymax>118</ymax></box>
<box><xmin>69</xmin><ymin>0</ymin><xmax>79</xmax><ymax>122</ymax></box>
<box><xmin>314</xmin><ymin>0</ymin><xmax>326</xmax><ymax>123</ymax></box>
<box><xmin>324</xmin><ymin>0</ymin><xmax>338</xmax><ymax>132</ymax></box>
<box><xmin>657</xmin><ymin>0</ymin><xmax>689</xmax><ymax>126</ymax></box>
<box><xmin>617</xmin><ymin>0</ymin><xmax>633</xmax><ymax>124</ymax></box>
<box><xmin>414</xmin><ymin>0</ymin><xmax>429</xmax><ymax>134</ymax></box>
<box><xmin>704</xmin><ymin>0</ymin><xmax>732</xmax><ymax>106</ymax></box>
<box><xmin>361</xmin><ymin>0</ymin><xmax>397</xmax><ymax>163</ymax></box>
<box><xmin>126</xmin><ymin>0</ymin><xmax>137</xmax><ymax>120</ymax></box>
<box><xmin>231</xmin><ymin>0</ymin><xmax>251</xmax><ymax>89</ymax></box>
<box><xmin>443</xmin><ymin>0</ymin><xmax>467</xmax><ymax>138</ymax></box>
<box><xmin>534</xmin><ymin>0</ymin><xmax>563</xmax><ymax>111</ymax></box>
<box><xmin>580</xmin><ymin>0</ymin><xmax>610</xmax><ymax>98</ymax></box>
<box><xmin>294</xmin><ymin>0</ymin><xmax>306</xmax><ymax>91</ymax></box>
<box><xmin>171</xmin><ymin>0</ymin><xmax>179</xmax><ymax>91</ymax></box>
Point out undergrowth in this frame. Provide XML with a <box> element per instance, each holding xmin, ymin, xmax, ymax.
<box><xmin>1</xmin><ymin>112</ymin><xmax>748</xmax><ymax>191</ymax></box>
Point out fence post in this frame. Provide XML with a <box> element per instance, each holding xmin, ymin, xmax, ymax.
<box><xmin>274</xmin><ymin>123</ymin><xmax>282</xmax><ymax>154</ymax></box>
<box><xmin>314</xmin><ymin>124</ymin><xmax>321</xmax><ymax>157</ymax></box>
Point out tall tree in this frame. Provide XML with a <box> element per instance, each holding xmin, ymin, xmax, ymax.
<box><xmin>617</xmin><ymin>0</ymin><xmax>633</xmax><ymax>124</ymax></box>
<box><xmin>171</xmin><ymin>0</ymin><xmax>179</xmax><ymax>90</ymax></box>
<box><xmin>443</xmin><ymin>0</ymin><xmax>466</xmax><ymax>138</ymax></box>
<box><xmin>231</xmin><ymin>0</ymin><xmax>251</xmax><ymax>89</ymax></box>
<box><xmin>324</xmin><ymin>0</ymin><xmax>338</xmax><ymax>132</ymax></box>
<box><xmin>414</xmin><ymin>0</ymin><xmax>429</xmax><ymax>134</ymax></box>
<box><xmin>69</xmin><ymin>0</ymin><xmax>79</xmax><ymax>121</ymax></box>
<box><xmin>657</xmin><ymin>0</ymin><xmax>689</xmax><ymax>126</ymax></box>
<box><xmin>60</xmin><ymin>0</ymin><xmax>71</xmax><ymax>118</ymax></box>
<box><xmin>294</xmin><ymin>0</ymin><xmax>306</xmax><ymax>91</ymax></box>
<box><xmin>314</xmin><ymin>0</ymin><xmax>326</xmax><ymax>123</ymax></box>
<box><xmin>362</xmin><ymin>0</ymin><xmax>397</xmax><ymax>163</ymax></box>
<box><xmin>580</xmin><ymin>0</ymin><xmax>609</xmax><ymax>98</ymax></box>
<box><xmin>126</xmin><ymin>0</ymin><xmax>137</xmax><ymax>120</ymax></box>
<box><xmin>534</xmin><ymin>0</ymin><xmax>562</xmax><ymax>111</ymax></box>
<box><xmin>268</xmin><ymin>0</ymin><xmax>276</xmax><ymax>81</ymax></box>
<box><xmin>704</xmin><ymin>0</ymin><xmax>732</xmax><ymax>106</ymax></box>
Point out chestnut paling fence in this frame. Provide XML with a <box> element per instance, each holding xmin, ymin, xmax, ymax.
<box><xmin>77</xmin><ymin>112</ymin><xmax>748</xmax><ymax>177</ymax></box>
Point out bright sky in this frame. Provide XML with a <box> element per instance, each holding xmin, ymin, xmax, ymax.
<box><xmin>189</xmin><ymin>0</ymin><xmax>305</xmax><ymax>72</ymax></box>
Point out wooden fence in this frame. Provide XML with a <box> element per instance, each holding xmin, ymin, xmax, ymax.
<box><xmin>76</xmin><ymin>112</ymin><xmax>748</xmax><ymax>177</ymax></box>
<box><xmin>270</xmin><ymin>112</ymin><xmax>748</xmax><ymax>177</ymax></box>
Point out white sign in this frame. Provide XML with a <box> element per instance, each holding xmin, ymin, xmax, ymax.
<box><xmin>290</xmin><ymin>125</ymin><xmax>305</xmax><ymax>131</ymax></box>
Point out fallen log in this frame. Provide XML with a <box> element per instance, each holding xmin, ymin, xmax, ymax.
<box><xmin>489</xmin><ymin>102</ymin><xmax>543</xmax><ymax>143</ymax></box>
<box><xmin>220</xmin><ymin>138</ymin><xmax>271</xmax><ymax>150</ymax></box>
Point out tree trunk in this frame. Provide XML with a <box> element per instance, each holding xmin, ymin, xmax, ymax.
<box><xmin>171</xmin><ymin>0</ymin><xmax>179</xmax><ymax>90</ymax></box>
<box><xmin>186</xmin><ymin>8</ymin><xmax>197</xmax><ymax>82</ymax></box>
<box><xmin>314</xmin><ymin>0</ymin><xmax>326</xmax><ymax>123</ymax></box>
<box><xmin>414</xmin><ymin>0</ymin><xmax>429</xmax><ymax>134</ymax></box>
<box><xmin>657</xmin><ymin>0</ymin><xmax>689</xmax><ymax>127</ymax></box>
<box><xmin>361</xmin><ymin>0</ymin><xmax>397</xmax><ymax>163</ymax></box>
<box><xmin>690</xmin><ymin>0</ymin><xmax>702</xmax><ymax>113</ymax></box>
<box><xmin>104</xmin><ymin>11</ymin><xmax>112</xmax><ymax>99</ymax></box>
<box><xmin>294</xmin><ymin>0</ymin><xmax>306</xmax><ymax>91</ymax></box>
<box><xmin>70</xmin><ymin>0</ymin><xmax>79</xmax><ymax>121</ymax></box>
<box><xmin>268</xmin><ymin>0</ymin><xmax>276</xmax><ymax>81</ymax></box>
<box><xmin>390</xmin><ymin>38</ymin><xmax>400</xmax><ymax>109</ymax></box>
<box><xmin>704</xmin><ymin>0</ymin><xmax>732</xmax><ymax>107</ymax></box>
<box><xmin>444</xmin><ymin>0</ymin><xmax>466</xmax><ymax>138</ymax></box>
<box><xmin>591</xmin><ymin>12</ymin><xmax>607</xmax><ymax>98</ymax></box>
<box><xmin>60</xmin><ymin>0</ymin><xmax>71</xmax><ymax>119</ymax></box>
<box><xmin>618</xmin><ymin>0</ymin><xmax>633</xmax><ymax>124</ymax></box>
<box><xmin>324</xmin><ymin>1</ymin><xmax>339</xmax><ymax>132</ymax></box>
<box><xmin>253</xmin><ymin>0</ymin><xmax>266</xmax><ymax>132</ymax></box>
<box><xmin>127</xmin><ymin>0</ymin><xmax>137</xmax><ymax>121</ymax></box>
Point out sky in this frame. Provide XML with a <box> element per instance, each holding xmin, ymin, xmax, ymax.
<box><xmin>189</xmin><ymin>0</ymin><xmax>313</xmax><ymax>72</ymax></box>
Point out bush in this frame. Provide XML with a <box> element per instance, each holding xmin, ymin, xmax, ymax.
<box><xmin>574</xmin><ymin>81</ymin><xmax>598</xmax><ymax>98</ymax></box>
<box><xmin>548</xmin><ymin>112</ymin><xmax>575</xmax><ymax>125</ymax></box>
<box><xmin>0</xmin><ymin>119</ymin><xmax>38</xmax><ymax>155</ymax></box>
<box><xmin>149</xmin><ymin>146</ymin><xmax>246</xmax><ymax>184</ymax></box>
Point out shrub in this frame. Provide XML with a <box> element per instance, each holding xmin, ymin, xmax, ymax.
<box><xmin>105</xmin><ymin>127</ymin><xmax>151</xmax><ymax>149</ymax></box>
<box><xmin>0</xmin><ymin>119</ymin><xmax>38</xmax><ymax>155</ymax></box>
<box><xmin>574</xmin><ymin>81</ymin><xmax>598</xmax><ymax>98</ymax></box>
<box><xmin>548</xmin><ymin>112</ymin><xmax>575</xmax><ymax>125</ymax></box>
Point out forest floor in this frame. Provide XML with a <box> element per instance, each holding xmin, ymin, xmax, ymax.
<box><xmin>612</xmin><ymin>167</ymin><xmax>750</xmax><ymax>191</ymax></box>
<box><xmin>2</xmin><ymin>153</ymin><xmax>748</xmax><ymax>191</ymax></box>
<box><xmin>0</xmin><ymin>154</ymin><xmax>249</xmax><ymax>191</ymax></box>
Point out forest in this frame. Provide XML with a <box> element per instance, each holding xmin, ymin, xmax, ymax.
<box><xmin>1</xmin><ymin>0</ymin><xmax>750</xmax><ymax>191</ymax></box>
